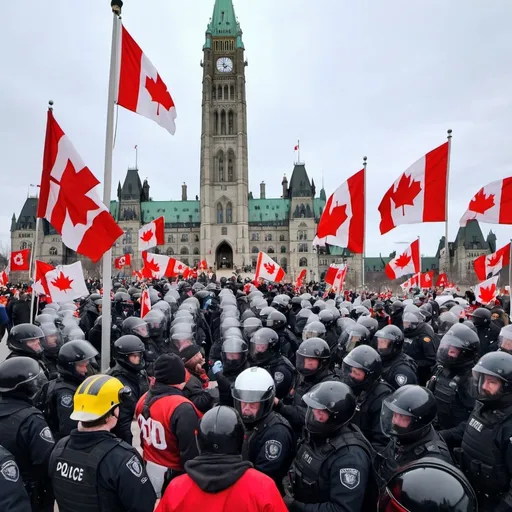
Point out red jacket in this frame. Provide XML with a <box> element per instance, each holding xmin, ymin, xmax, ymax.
<box><xmin>156</xmin><ymin>468</ymin><xmax>288</xmax><ymax>512</ymax></box>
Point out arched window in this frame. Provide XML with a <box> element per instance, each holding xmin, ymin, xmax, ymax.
<box><xmin>279</xmin><ymin>234</ymin><xmax>285</xmax><ymax>241</ymax></box>
<box><xmin>180</xmin><ymin>247</ymin><xmax>189</xmax><ymax>255</ymax></box>
<box><xmin>218</xmin><ymin>151</ymin><xmax>225</xmax><ymax>182</ymax></box>
<box><xmin>213</xmin><ymin>111</ymin><xmax>219</xmax><ymax>135</ymax></box>
<box><xmin>280</xmin><ymin>257</ymin><xmax>288</xmax><ymax>270</ymax></box>
<box><xmin>280</xmin><ymin>246</ymin><xmax>286</xmax><ymax>253</ymax></box>
<box><xmin>154</xmin><ymin>247</ymin><xmax>161</xmax><ymax>254</ymax></box>
<box><xmin>220</xmin><ymin>110</ymin><xmax>226</xmax><ymax>135</ymax></box>
<box><xmin>166</xmin><ymin>247</ymin><xmax>174</xmax><ymax>255</ymax></box>
<box><xmin>182</xmin><ymin>258</ymin><xmax>189</xmax><ymax>266</ymax></box>
<box><xmin>194</xmin><ymin>234</ymin><xmax>199</xmax><ymax>242</ymax></box>
<box><xmin>217</xmin><ymin>203</ymin><xmax>223</xmax><ymax>224</ymax></box>
<box><xmin>226</xmin><ymin>202</ymin><xmax>233</xmax><ymax>224</ymax></box>
<box><xmin>299</xmin><ymin>257</ymin><xmax>307</xmax><ymax>267</ymax></box>
<box><xmin>218</xmin><ymin>86</ymin><xmax>222</xmax><ymax>99</ymax></box>
<box><xmin>167</xmin><ymin>234</ymin><xmax>174</xmax><ymax>243</ymax></box>
<box><xmin>298</xmin><ymin>243</ymin><xmax>308</xmax><ymax>253</ymax></box>
<box><xmin>252</xmin><ymin>246</ymin><xmax>259</xmax><ymax>254</ymax></box>
<box><xmin>20</xmin><ymin>241</ymin><xmax>27</xmax><ymax>250</ymax></box>
<box><xmin>49</xmin><ymin>246</ymin><xmax>58</xmax><ymax>256</ymax></box>
<box><xmin>230</xmin><ymin>85</ymin><xmax>235</xmax><ymax>99</ymax></box>
<box><xmin>268</xmin><ymin>246</ymin><xmax>275</xmax><ymax>254</ymax></box>
<box><xmin>228</xmin><ymin>151</ymin><xmax>234</xmax><ymax>181</ymax></box>
<box><xmin>224</xmin><ymin>85</ymin><xmax>228</xmax><ymax>100</ymax></box>
<box><xmin>212</xmin><ymin>86</ymin><xmax>216</xmax><ymax>100</ymax></box>
<box><xmin>228</xmin><ymin>111</ymin><xmax>234</xmax><ymax>135</ymax></box>
<box><xmin>252</xmin><ymin>258</ymin><xmax>257</xmax><ymax>268</ymax></box>
<box><xmin>193</xmin><ymin>247</ymin><xmax>200</xmax><ymax>255</ymax></box>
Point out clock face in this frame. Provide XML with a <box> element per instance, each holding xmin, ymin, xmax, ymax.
<box><xmin>216</xmin><ymin>57</ymin><xmax>233</xmax><ymax>73</ymax></box>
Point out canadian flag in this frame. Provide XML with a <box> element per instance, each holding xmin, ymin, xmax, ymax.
<box><xmin>38</xmin><ymin>110</ymin><xmax>123</xmax><ymax>263</ymax></box>
<box><xmin>168</xmin><ymin>257</ymin><xmax>191</xmax><ymax>278</ymax></box>
<box><xmin>140</xmin><ymin>288</ymin><xmax>151</xmax><ymax>318</ymax></box>
<box><xmin>132</xmin><ymin>269</ymin><xmax>143</xmax><ymax>280</ymax></box>
<box><xmin>473</xmin><ymin>243</ymin><xmax>511</xmax><ymax>281</ymax></box>
<box><xmin>33</xmin><ymin>260</ymin><xmax>55</xmax><ymax>297</ymax></box>
<box><xmin>294</xmin><ymin>143</ymin><xmax>299</xmax><ymax>151</ymax></box>
<box><xmin>378</xmin><ymin>142</ymin><xmax>449</xmax><ymax>235</ymax></box>
<box><xmin>10</xmin><ymin>249</ymin><xmax>30</xmax><ymax>271</ymax></box>
<box><xmin>474</xmin><ymin>275</ymin><xmax>500</xmax><ymax>305</ymax></box>
<box><xmin>0</xmin><ymin>269</ymin><xmax>8</xmax><ymax>286</ymax></box>
<box><xmin>313</xmin><ymin>169</ymin><xmax>364</xmax><ymax>253</ymax></box>
<box><xmin>436</xmin><ymin>273</ymin><xmax>449</xmax><ymax>287</ymax></box>
<box><xmin>295</xmin><ymin>269</ymin><xmax>307</xmax><ymax>289</ymax></box>
<box><xmin>115</xmin><ymin>254</ymin><xmax>132</xmax><ymax>269</ymax></box>
<box><xmin>420</xmin><ymin>270</ymin><xmax>434</xmax><ymax>288</ymax></box>
<box><xmin>138</xmin><ymin>217</ymin><xmax>165</xmax><ymax>251</ymax></box>
<box><xmin>325</xmin><ymin>264</ymin><xmax>348</xmax><ymax>292</ymax></box>
<box><xmin>254</xmin><ymin>252</ymin><xmax>285</xmax><ymax>283</ymax></box>
<box><xmin>45</xmin><ymin>261</ymin><xmax>89</xmax><ymax>303</ymax></box>
<box><xmin>400</xmin><ymin>275</ymin><xmax>417</xmax><ymax>293</ymax></box>
<box><xmin>141</xmin><ymin>252</ymin><xmax>172</xmax><ymax>279</ymax></box>
<box><xmin>460</xmin><ymin>178</ymin><xmax>512</xmax><ymax>226</ymax></box>
<box><xmin>118</xmin><ymin>24</ymin><xmax>177</xmax><ymax>136</ymax></box>
<box><xmin>385</xmin><ymin>239</ymin><xmax>420</xmax><ymax>280</ymax></box>
<box><xmin>198</xmin><ymin>259</ymin><xmax>208</xmax><ymax>271</ymax></box>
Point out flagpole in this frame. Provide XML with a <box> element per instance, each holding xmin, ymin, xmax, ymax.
<box><xmin>100</xmin><ymin>0</ymin><xmax>122</xmax><ymax>371</ymax></box>
<box><xmin>297</xmin><ymin>140</ymin><xmax>300</xmax><ymax>164</ymax></box>
<box><xmin>445</xmin><ymin>129</ymin><xmax>452</xmax><ymax>276</ymax></box>
<box><xmin>135</xmin><ymin>145</ymin><xmax>138</xmax><ymax>168</ymax></box>
<box><xmin>29</xmin><ymin>217</ymin><xmax>41</xmax><ymax>323</ymax></box>
<box><xmin>509</xmin><ymin>239</ymin><xmax>512</xmax><ymax>297</ymax></box>
<box><xmin>362</xmin><ymin>156</ymin><xmax>367</xmax><ymax>291</ymax></box>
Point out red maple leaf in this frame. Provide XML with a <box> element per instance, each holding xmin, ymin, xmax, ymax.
<box><xmin>478</xmin><ymin>283</ymin><xmax>497</xmax><ymax>304</ymax></box>
<box><xmin>140</xmin><ymin>229</ymin><xmax>154</xmax><ymax>242</ymax></box>
<box><xmin>395</xmin><ymin>252</ymin><xmax>412</xmax><ymax>269</ymax></box>
<box><xmin>469</xmin><ymin>189</ymin><xmax>495</xmax><ymax>215</ymax></box>
<box><xmin>391</xmin><ymin>174</ymin><xmax>422</xmax><ymax>215</ymax></box>
<box><xmin>52</xmin><ymin>160</ymin><xmax>100</xmax><ymax>228</ymax></box>
<box><xmin>144</xmin><ymin>258</ymin><xmax>160</xmax><ymax>275</ymax></box>
<box><xmin>316</xmin><ymin>195</ymin><xmax>348</xmax><ymax>238</ymax></box>
<box><xmin>487</xmin><ymin>253</ymin><xmax>502</xmax><ymax>267</ymax></box>
<box><xmin>264</xmin><ymin>262</ymin><xmax>275</xmax><ymax>275</ymax></box>
<box><xmin>145</xmin><ymin>74</ymin><xmax>174</xmax><ymax>115</ymax></box>
<box><xmin>51</xmin><ymin>271</ymin><xmax>74</xmax><ymax>292</ymax></box>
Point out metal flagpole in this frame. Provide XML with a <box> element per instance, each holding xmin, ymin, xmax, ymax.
<box><xmin>135</xmin><ymin>144</ymin><xmax>138</xmax><ymax>168</ymax></box>
<box><xmin>297</xmin><ymin>140</ymin><xmax>300</xmax><ymax>164</ymax></box>
<box><xmin>29</xmin><ymin>217</ymin><xmax>41</xmax><ymax>323</ymax></box>
<box><xmin>509</xmin><ymin>239</ymin><xmax>512</xmax><ymax>297</ymax></box>
<box><xmin>445</xmin><ymin>129</ymin><xmax>452</xmax><ymax>276</ymax></box>
<box><xmin>362</xmin><ymin>156</ymin><xmax>367</xmax><ymax>291</ymax></box>
<box><xmin>100</xmin><ymin>0</ymin><xmax>123</xmax><ymax>371</ymax></box>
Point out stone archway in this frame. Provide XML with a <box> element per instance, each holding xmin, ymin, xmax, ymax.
<box><xmin>216</xmin><ymin>242</ymin><xmax>233</xmax><ymax>269</ymax></box>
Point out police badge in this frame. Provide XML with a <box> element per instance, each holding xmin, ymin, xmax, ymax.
<box><xmin>61</xmin><ymin>394</ymin><xmax>73</xmax><ymax>408</ymax></box>
<box><xmin>1</xmin><ymin>460</ymin><xmax>20</xmax><ymax>482</ymax></box>
<box><xmin>126</xmin><ymin>455</ymin><xmax>143</xmax><ymax>477</ymax></box>
<box><xmin>395</xmin><ymin>374</ymin><xmax>407</xmax><ymax>386</ymax></box>
<box><xmin>264</xmin><ymin>440</ymin><xmax>283</xmax><ymax>460</ymax></box>
<box><xmin>274</xmin><ymin>371</ymin><xmax>284</xmax><ymax>383</ymax></box>
<box><xmin>339</xmin><ymin>468</ymin><xmax>360</xmax><ymax>489</ymax></box>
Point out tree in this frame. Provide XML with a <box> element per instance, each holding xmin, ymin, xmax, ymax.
<box><xmin>0</xmin><ymin>241</ymin><xmax>9</xmax><ymax>269</ymax></box>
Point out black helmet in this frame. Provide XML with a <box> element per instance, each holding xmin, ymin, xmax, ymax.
<box><xmin>221</xmin><ymin>338</ymin><xmax>248</xmax><ymax>372</ymax></box>
<box><xmin>303</xmin><ymin>381</ymin><xmax>355</xmax><ymax>436</ymax></box>
<box><xmin>419</xmin><ymin>303</ymin><xmax>433</xmax><ymax>323</ymax></box>
<box><xmin>113</xmin><ymin>335</ymin><xmax>146</xmax><ymax>372</ymax></box>
<box><xmin>249</xmin><ymin>327</ymin><xmax>279</xmax><ymax>365</ymax></box>
<box><xmin>469</xmin><ymin>307</ymin><xmax>491</xmax><ymax>328</ymax></box>
<box><xmin>0</xmin><ymin>357</ymin><xmax>48</xmax><ymax>401</ymax></box>
<box><xmin>344</xmin><ymin>323</ymin><xmax>370</xmax><ymax>353</ymax></box>
<box><xmin>34</xmin><ymin>313</ymin><xmax>56</xmax><ymax>326</ymax></box>
<box><xmin>342</xmin><ymin>345</ymin><xmax>382</xmax><ymax>392</ymax></box>
<box><xmin>438</xmin><ymin>311</ymin><xmax>458</xmax><ymax>336</ymax></box>
<box><xmin>121</xmin><ymin>316</ymin><xmax>149</xmax><ymax>339</ymax></box>
<box><xmin>266</xmin><ymin>310</ymin><xmax>287</xmax><ymax>330</ymax></box>
<box><xmin>259</xmin><ymin>306</ymin><xmax>276</xmax><ymax>327</ymax></box>
<box><xmin>390</xmin><ymin>301</ymin><xmax>404</xmax><ymax>317</ymax></box>
<box><xmin>374</xmin><ymin>325</ymin><xmax>404</xmax><ymax>360</ymax></box>
<box><xmin>472</xmin><ymin>351</ymin><xmax>512</xmax><ymax>405</ymax></box>
<box><xmin>7</xmin><ymin>324</ymin><xmax>45</xmax><ymax>357</ymax></box>
<box><xmin>240</xmin><ymin>309</ymin><xmax>256</xmax><ymax>322</ymax></box>
<box><xmin>319</xmin><ymin>309</ymin><xmax>336</xmax><ymax>326</ymax></box>
<box><xmin>357</xmin><ymin>316</ymin><xmax>378</xmax><ymax>339</ymax></box>
<box><xmin>381</xmin><ymin>385</ymin><xmax>437</xmax><ymax>442</ymax></box>
<box><xmin>142</xmin><ymin>309</ymin><xmax>166</xmax><ymax>338</ymax></box>
<box><xmin>57</xmin><ymin>340</ymin><xmax>98</xmax><ymax>381</ymax></box>
<box><xmin>242</xmin><ymin>317</ymin><xmax>262</xmax><ymax>341</ymax></box>
<box><xmin>462</xmin><ymin>320</ymin><xmax>477</xmax><ymax>334</ymax></box>
<box><xmin>302</xmin><ymin>320</ymin><xmax>326</xmax><ymax>341</ymax></box>
<box><xmin>437</xmin><ymin>323</ymin><xmax>480</xmax><ymax>368</ymax></box>
<box><xmin>373</xmin><ymin>301</ymin><xmax>385</xmax><ymax>313</ymax></box>
<box><xmin>498</xmin><ymin>324</ymin><xmax>512</xmax><ymax>354</ymax></box>
<box><xmin>379</xmin><ymin>457</ymin><xmax>478</xmax><ymax>512</ymax></box>
<box><xmin>197</xmin><ymin>406</ymin><xmax>245</xmax><ymax>456</ymax></box>
<box><xmin>296</xmin><ymin>337</ymin><xmax>330</xmax><ymax>377</ymax></box>
<box><xmin>113</xmin><ymin>291</ymin><xmax>131</xmax><ymax>303</ymax></box>
<box><xmin>232</xmin><ymin>367</ymin><xmax>275</xmax><ymax>424</ymax></box>
<box><xmin>271</xmin><ymin>295</ymin><xmax>290</xmax><ymax>314</ymax></box>
<box><xmin>352</xmin><ymin>305</ymin><xmax>370</xmax><ymax>320</ymax></box>
<box><xmin>402</xmin><ymin>312</ymin><xmax>422</xmax><ymax>335</ymax></box>
<box><xmin>39</xmin><ymin>323</ymin><xmax>64</xmax><ymax>356</ymax></box>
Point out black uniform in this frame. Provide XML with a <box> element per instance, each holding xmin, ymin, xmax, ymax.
<box><xmin>43</xmin><ymin>377</ymin><xmax>80</xmax><ymax>441</ymax></box>
<box><xmin>216</xmin><ymin>362</ymin><xmax>250</xmax><ymax>407</ymax></box>
<box><xmin>0</xmin><ymin>397</ymin><xmax>55</xmax><ymax>511</ymax></box>
<box><xmin>288</xmin><ymin>424</ymin><xmax>375</xmax><ymax>511</ymax></box>
<box><xmin>403</xmin><ymin>323</ymin><xmax>438</xmax><ymax>385</ymax></box>
<box><xmin>261</xmin><ymin>356</ymin><xmax>295</xmax><ymax>400</ymax></box>
<box><xmin>0</xmin><ymin>445</ymin><xmax>32</xmax><ymax>512</ymax></box>
<box><xmin>49</xmin><ymin>429</ymin><xmax>156</xmax><ymax>512</ymax></box>
<box><xmin>381</xmin><ymin>352</ymin><xmax>418</xmax><ymax>390</ymax></box>
<box><xmin>242</xmin><ymin>411</ymin><xmax>295</xmax><ymax>494</ymax></box>
<box><xmin>476</xmin><ymin>322</ymin><xmax>500</xmax><ymax>355</ymax></box>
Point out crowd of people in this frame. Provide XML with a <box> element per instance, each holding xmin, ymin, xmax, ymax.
<box><xmin>1</xmin><ymin>274</ymin><xmax>512</xmax><ymax>511</ymax></box>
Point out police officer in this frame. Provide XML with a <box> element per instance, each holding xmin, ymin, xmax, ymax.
<box><xmin>232</xmin><ymin>367</ymin><xmax>295</xmax><ymax>494</ymax></box>
<box><xmin>0</xmin><ymin>357</ymin><xmax>55</xmax><ymax>511</ymax></box>
<box><xmin>341</xmin><ymin>345</ymin><xmax>393</xmax><ymax>450</ymax></box>
<box><xmin>49</xmin><ymin>374</ymin><xmax>156</xmax><ymax>512</ymax></box>
<box><xmin>379</xmin><ymin>385</ymin><xmax>452</xmax><ymax>485</ymax></box>
<box><xmin>249</xmin><ymin>327</ymin><xmax>295</xmax><ymax>400</ymax></box>
<box><xmin>374</xmin><ymin>325</ymin><xmax>418</xmax><ymax>390</ymax></box>
<box><xmin>43</xmin><ymin>339</ymin><xmax>99</xmax><ymax>440</ymax></box>
<box><xmin>39</xmin><ymin>322</ymin><xmax>63</xmax><ymax>380</ymax></box>
<box><xmin>427</xmin><ymin>323</ymin><xmax>478</xmax><ymax>432</ymax></box>
<box><xmin>6</xmin><ymin>324</ymin><xmax>50</xmax><ymax>378</ymax></box>
<box><xmin>286</xmin><ymin>381</ymin><xmax>376</xmax><ymax>511</ymax></box>
<box><xmin>107</xmin><ymin>335</ymin><xmax>149</xmax><ymax>444</ymax></box>
<box><xmin>121</xmin><ymin>316</ymin><xmax>159</xmax><ymax>376</ymax></box>
<box><xmin>470</xmin><ymin>307</ymin><xmax>501</xmax><ymax>355</ymax></box>
<box><xmin>267</xmin><ymin>309</ymin><xmax>298</xmax><ymax>364</ymax></box>
<box><xmin>378</xmin><ymin>457</ymin><xmax>478</xmax><ymax>512</ymax></box>
<box><xmin>453</xmin><ymin>352</ymin><xmax>512</xmax><ymax>511</ymax></box>
<box><xmin>274</xmin><ymin>337</ymin><xmax>338</xmax><ymax>434</ymax></box>
<box><xmin>0</xmin><ymin>444</ymin><xmax>32</xmax><ymax>512</ymax></box>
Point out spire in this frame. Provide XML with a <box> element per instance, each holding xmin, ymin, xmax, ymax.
<box><xmin>207</xmin><ymin>0</ymin><xmax>244</xmax><ymax>46</ymax></box>
<box><xmin>10</xmin><ymin>213</ymin><xmax>16</xmax><ymax>232</ymax></box>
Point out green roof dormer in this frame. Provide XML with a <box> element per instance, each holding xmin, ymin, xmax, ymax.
<box><xmin>205</xmin><ymin>0</ymin><xmax>244</xmax><ymax>49</ymax></box>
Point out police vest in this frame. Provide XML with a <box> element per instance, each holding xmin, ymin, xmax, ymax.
<box><xmin>51</xmin><ymin>436</ymin><xmax>122</xmax><ymax>512</ymax></box>
<box><xmin>293</xmin><ymin>372</ymin><xmax>338</xmax><ymax>408</ymax></box>
<box><xmin>42</xmin><ymin>379</ymin><xmax>78</xmax><ymax>434</ymax></box>
<box><xmin>290</xmin><ymin>424</ymin><xmax>375</xmax><ymax>506</ymax></box>
<box><xmin>353</xmin><ymin>381</ymin><xmax>393</xmax><ymax>433</ymax></box>
<box><xmin>382</xmin><ymin>353</ymin><xmax>417</xmax><ymax>383</ymax></box>
<box><xmin>430</xmin><ymin>367</ymin><xmax>472</xmax><ymax>429</ymax></box>
<box><xmin>460</xmin><ymin>402</ymin><xmax>512</xmax><ymax>495</ymax></box>
<box><xmin>108</xmin><ymin>365</ymin><xmax>149</xmax><ymax>398</ymax></box>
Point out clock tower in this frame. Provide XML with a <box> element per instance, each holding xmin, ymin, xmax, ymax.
<box><xmin>200</xmin><ymin>0</ymin><xmax>249</xmax><ymax>269</ymax></box>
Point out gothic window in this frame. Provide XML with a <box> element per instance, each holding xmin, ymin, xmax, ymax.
<box><xmin>212</xmin><ymin>86</ymin><xmax>216</xmax><ymax>100</ymax></box>
<box><xmin>228</xmin><ymin>111</ymin><xmax>234</xmax><ymax>135</ymax></box>
<box><xmin>182</xmin><ymin>258</ymin><xmax>189</xmax><ymax>266</ymax></box>
<box><xmin>230</xmin><ymin>85</ymin><xmax>235</xmax><ymax>99</ymax></box>
<box><xmin>298</xmin><ymin>243</ymin><xmax>308</xmax><ymax>253</ymax></box>
<box><xmin>306</xmin><ymin>204</ymin><xmax>312</xmax><ymax>217</ymax></box>
<box><xmin>218</xmin><ymin>151</ymin><xmax>225</xmax><ymax>182</ymax></box>
<box><xmin>252</xmin><ymin>258</ymin><xmax>257</xmax><ymax>268</ymax></box>
<box><xmin>213</xmin><ymin>111</ymin><xmax>219</xmax><ymax>135</ymax></box>
<box><xmin>218</xmin><ymin>86</ymin><xmax>222</xmax><ymax>99</ymax></box>
<box><xmin>280</xmin><ymin>246</ymin><xmax>286</xmax><ymax>253</ymax></box>
<box><xmin>221</xmin><ymin>227</ymin><xmax>227</xmax><ymax>235</ymax></box>
<box><xmin>251</xmin><ymin>233</ymin><xmax>260</xmax><ymax>241</ymax></box>
<box><xmin>49</xmin><ymin>246</ymin><xmax>57</xmax><ymax>256</ymax></box>
<box><xmin>217</xmin><ymin>203</ymin><xmax>223</xmax><ymax>224</ymax></box>
<box><xmin>224</xmin><ymin>85</ymin><xmax>228</xmax><ymax>100</ymax></box>
<box><xmin>227</xmin><ymin>151</ymin><xmax>235</xmax><ymax>181</ymax></box>
<box><xmin>20</xmin><ymin>241</ymin><xmax>27</xmax><ymax>250</ymax></box>
<box><xmin>220</xmin><ymin>111</ymin><xmax>226</xmax><ymax>135</ymax></box>
<box><xmin>194</xmin><ymin>234</ymin><xmax>199</xmax><ymax>242</ymax></box>
<box><xmin>193</xmin><ymin>247</ymin><xmax>200</xmax><ymax>255</ymax></box>
<box><xmin>280</xmin><ymin>258</ymin><xmax>288</xmax><ymax>271</ymax></box>
<box><xmin>252</xmin><ymin>246</ymin><xmax>259</xmax><ymax>253</ymax></box>
<box><xmin>180</xmin><ymin>247</ymin><xmax>189</xmax><ymax>255</ymax></box>
<box><xmin>166</xmin><ymin>247</ymin><xmax>174</xmax><ymax>255</ymax></box>
<box><xmin>268</xmin><ymin>246</ymin><xmax>275</xmax><ymax>254</ymax></box>
<box><xmin>297</xmin><ymin>230</ymin><xmax>307</xmax><ymax>241</ymax></box>
<box><xmin>167</xmin><ymin>234</ymin><xmax>174</xmax><ymax>243</ymax></box>
<box><xmin>226</xmin><ymin>202</ymin><xmax>233</xmax><ymax>224</ymax></box>
<box><xmin>27</xmin><ymin>242</ymin><xmax>32</xmax><ymax>249</ymax></box>
<box><xmin>124</xmin><ymin>246</ymin><xmax>133</xmax><ymax>255</ymax></box>
<box><xmin>279</xmin><ymin>234</ymin><xmax>285</xmax><ymax>241</ymax></box>
<box><xmin>181</xmin><ymin>233</ymin><xmax>189</xmax><ymax>242</ymax></box>
<box><xmin>299</xmin><ymin>257</ymin><xmax>307</xmax><ymax>267</ymax></box>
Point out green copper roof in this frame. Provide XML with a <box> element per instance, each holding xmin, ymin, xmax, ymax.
<box><xmin>206</xmin><ymin>0</ymin><xmax>244</xmax><ymax>48</ymax></box>
<box><xmin>313</xmin><ymin>198</ymin><xmax>326</xmax><ymax>218</ymax></box>
<box><xmin>110</xmin><ymin>200</ymin><xmax>118</xmax><ymax>221</ymax></box>
<box><xmin>141</xmin><ymin>201</ymin><xmax>200</xmax><ymax>224</ymax></box>
<box><xmin>249</xmin><ymin>199</ymin><xmax>290</xmax><ymax>222</ymax></box>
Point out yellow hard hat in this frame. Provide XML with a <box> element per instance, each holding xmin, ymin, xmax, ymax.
<box><xmin>71</xmin><ymin>374</ymin><xmax>131</xmax><ymax>422</ymax></box>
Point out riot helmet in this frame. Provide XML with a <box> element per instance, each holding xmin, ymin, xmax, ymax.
<box><xmin>121</xmin><ymin>316</ymin><xmax>150</xmax><ymax>340</ymax></box>
<box><xmin>113</xmin><ymin>335</ymin><xmax>146</xmax><ymax>371</ymax></box>
<box><xmin>7</xmin><ymin>324</ymin><xmax>45</xmax><ymax>357</ymax></box>
<box><xmin>344</xmin><ymin>323</ymin><xmax>370</xmax><ymax>353</ymax></box>
<box><xmin>197</xmin><ymin>406</ymin><xmax>245</xmax><ymax>456</ymax></box>
<box><xmin>471</xmin><ymin>351</ymin><xmax>512</xmax><ymax>405</ymax></box>
<box><xmin>249</xmin><ymin>327</ymin><xmax>280</xmax><ymax>365</ymax></box>
<box><xmin>296</xmin><ymin>337</ymin><xmax>330</xmax><ymax>377</ymax></box>
<box><xmin>468</xmin><ymin>307</ymin><xmax>491</xmax><ymax>328</ymax></box>
<box><xmin>242</xmin><ymin>317</ymin><xmax>262</xmax><ymax>341</ymax></box>
<box><xmin>357</xmin><ymin>315</ymin><xmax>378</xmax><ymax>339</ymax></box>
<box><xmin>437</xmin><ymin>311</ymin><xmax>458</xmax><ymax>336</ymax></box>
<box><xmin>375</xmin><ymin>324</ymin><xmax>404</xmax><ymax>360</ymax></box>
<box><xmin>302</xmin><ymin>320</ymin><xmax>326</xmax><ymax>342</ymax></box>
<box><xmin>221</xmin><ymin>338</ymin><xmax>248</xmax><ymax>372</ymax></box>
<box><xmin>437</xmin><ymin>323</ymin><xmax>479</xmax><ymax>368</ymax></box>
<box><xmin>498</xmin><ymin>324</ymin><xmax>512</xmax><ymax>354</ymax></box>
<box><xmin>39</xmin><ymin>323</ymin><xmax>64</xmax><ymax>356</ymax></box>
<box><xmin>143</xmin><ymin>309</ymin><xmax>166</xmax><ymax>338</ymax></box>
<box><xmin>266</xmin><ymin>310</ymin><xmax>287</xmax><ymax>330</ymax></box>
<box><xmin>0</xmin><ymin>357</ymin><xmax>48</xmax><ymax>402</ymax></box>
<box><xmin>57</xmin><ymin>340</ymin><xmax>98</xmax><ymax>381</ymax></box>
<box><xmin>342</xmin><ymin>345</ymin><xmax>382</xmax><ymax>392</ymax></box>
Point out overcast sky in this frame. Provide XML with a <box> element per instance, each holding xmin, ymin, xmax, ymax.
<box><xmin>1</xmin><ymin>0</ymin><xmax>511</xmax><ymax>258</ymax></box>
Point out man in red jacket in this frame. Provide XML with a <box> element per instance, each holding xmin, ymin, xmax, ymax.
<box><xmin>135</xmin><ymin>353</ymin><xmax>202</xmax><ymax>498</ymax></box>
<box><xmin>157</xmin><ymin>405</ymin><xmax>287</xmax><ymax>512</ymax></box>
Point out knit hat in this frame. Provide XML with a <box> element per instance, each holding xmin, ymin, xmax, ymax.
<box><xmin>154</xmin><ymin>353</ymin><xmax>186</xmax><ymax>385</ymax></box>
<box><xmin>179</xmin><ymin>344</ymin><xmax>202</xmax><ymax>364</ymax></box>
